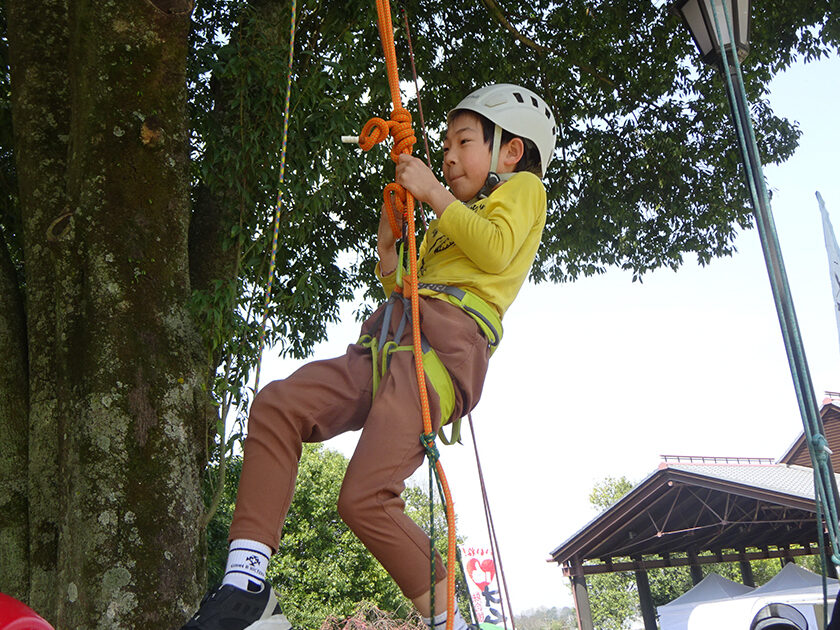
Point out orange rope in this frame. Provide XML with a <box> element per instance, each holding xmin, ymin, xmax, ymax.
<box><xmin>359</xmin><ymin>1</ymin><xmax>457</xmax><ymax>627</ymax></box>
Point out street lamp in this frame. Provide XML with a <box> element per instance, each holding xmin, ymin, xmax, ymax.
<box><xmin>671</xmin><ymin>0</ymin><xmax>840</xmax><ymax>576</ymax></box>
<box><xmin>673</xmin><ymin>0</ymin><xmax>751</xmax><ymax>66</ymax></box>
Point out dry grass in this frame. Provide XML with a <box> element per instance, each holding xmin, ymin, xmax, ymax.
<box><xmin>318</xmin><ymin>601</ymin><xmax>426</xmax><ymax>630</ymax></box>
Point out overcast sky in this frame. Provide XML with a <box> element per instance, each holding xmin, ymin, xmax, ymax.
<box><xmin>256</xmin><ymin>53</ymin><xmax>840</xmax><ymax>615</ymax></box>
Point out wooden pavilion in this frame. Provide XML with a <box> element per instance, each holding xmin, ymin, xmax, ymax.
<box><xmin>549</xmin><ymin>399</ymin><xmax>840</xmax><ymax>630</ymax></box>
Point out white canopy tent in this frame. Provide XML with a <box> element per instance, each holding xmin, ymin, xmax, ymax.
<box><xmin>657</xmin><ymin>572</ymin><xmax>755</xmax><ymax>630</ymax></box>
<box><xmin>659</xmin><ymin>564</ymin><xmax>839</xmax><ymax>630</ymax></box>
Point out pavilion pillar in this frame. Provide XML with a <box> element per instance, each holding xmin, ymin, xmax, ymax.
<box><xmin>688</xmin><ymin>551</ymin><xmax>703</xmax><ymax>585</ymax></box>
<box><xmin>633</xmin><ymin>559</ymin><xmax>657</xmax><ymax>630</ymax></box>
<box><xmin>569</xmin><ymin>561</ymin><xmax>594</xmax><ymax>630</ymax></box>
<box><xmin>783</xmin><ymin>546</ymin><xmax>795</xmax><ymax>566</ymax></box>
<box><xmin>738</xmin><ymin>550</ymin><xmax>755</xmax><ymax>587</ymax></box>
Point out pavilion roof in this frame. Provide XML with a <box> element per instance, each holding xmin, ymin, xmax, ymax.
<box><xmin>550</xmin><ymin>398</ymin><xmax>840</xmax><ymax>576</ymax></box>
<box><xmin>549</xmin><ymin>458</ymin><xmax>832</xmax><ymax>576</ymax></box>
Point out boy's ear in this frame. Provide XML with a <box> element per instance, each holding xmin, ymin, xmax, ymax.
<box><xmin>499</xmin><ymin>137</ymin><xmax>524</xmax><ymax>172</ymax></box>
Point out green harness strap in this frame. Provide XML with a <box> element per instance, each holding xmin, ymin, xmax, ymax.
<box><xmin>358</xmin><ymin>331</ymin><xmax>458</xmax><ymax>442</ymax></box>
<box><xmin>416</xmin><ymin>283</ymin><xmax>503</xmax><ymax>356</ymax></box>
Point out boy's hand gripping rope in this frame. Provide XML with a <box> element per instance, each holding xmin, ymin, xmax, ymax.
<box><xmin>358</xmin><ymin>1</ymin><xmax>458</xmax><ymax>627</ymax></box>
<box><xmin>359</xmin><ymin>106</ymin><xmax>415</xmax><ymax>239</ymax></box>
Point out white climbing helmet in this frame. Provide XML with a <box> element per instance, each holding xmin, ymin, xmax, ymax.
<box><xmin>450</xmin><ymin>83</ymin><xmax>557</xmax><ymax>177</ymax></box>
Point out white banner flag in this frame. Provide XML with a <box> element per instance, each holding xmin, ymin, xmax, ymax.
<box><xmin>459</xmin><ymin>544</ymin><xmax>506</xmax><ymax>628</ymax></box>
<box><xmin>817</xmin><ymin>191</ymin><xmax>840</xmax><ymax>355</ymax></box>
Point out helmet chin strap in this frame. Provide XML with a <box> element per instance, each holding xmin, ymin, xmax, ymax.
<box><xmin>478</xmin><ymin>124</ymin><xmax>514</xmax><ymax>199</ymax></box>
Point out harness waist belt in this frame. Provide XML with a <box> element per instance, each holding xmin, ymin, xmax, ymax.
<box><xmin>417</xmin><ymin>283</ymin><xmax>503</xmax><ymax>354</ymax></box>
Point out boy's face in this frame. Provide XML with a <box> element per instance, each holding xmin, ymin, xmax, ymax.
<box><xmin>442</xmin><ymin>112</ymin><xmax>492</xmax><ymax>202</ymax></box>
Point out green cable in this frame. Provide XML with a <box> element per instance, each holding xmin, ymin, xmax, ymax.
<box><xmin>708</xmin><ymin>0</ymin><xmax>840</xmax><ymax>573</ymax></box>
<box><xmin>422</xmin><ymin>432</ymin><xmax>440</xmax><ymax>621</ymax></box>
<box><xmin>816</xmin><ymin>468</ymin><xmax>830</xmax><ymax>628</ymax></box>
<box><xmin>429</xmin><ymin>458</ymin><xmax>437</xmax><ymax>621</ymax></box>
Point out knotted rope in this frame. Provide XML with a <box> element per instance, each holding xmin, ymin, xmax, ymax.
<box><xmin>357</xmin><ymin>1</ymin><xmax>457</xmax><ymax>626</ymax></box>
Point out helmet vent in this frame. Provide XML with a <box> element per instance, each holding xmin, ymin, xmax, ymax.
<box><xmin>530</xmin><ymin>96</ymin><xmax>538</xmax><ymax>107</ymax></box>
<box><xmin>544</xmin><ymin>108</ymin><xmax>551</xmax><ymax>119</ymax></box>
<box><xmin>513</xmin><ymin>92</ymin><xmax>524</xmax><ymax>103</ymax></box>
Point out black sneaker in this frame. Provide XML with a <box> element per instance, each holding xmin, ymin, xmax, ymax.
<box><xmin>181</xmin><ymin>583</ymin><xmax>292</xmax><ymax>630</ymax></box>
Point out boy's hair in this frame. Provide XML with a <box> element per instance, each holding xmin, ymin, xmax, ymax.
<box><xmin>449</xmin><ymin>109</ymin><xmax>543</xmax><ymax>176</ymax></box>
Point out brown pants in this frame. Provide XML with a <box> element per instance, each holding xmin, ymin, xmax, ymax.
<box><xmin>229</xmin><ymin>296</ymin><xmax>491</xmax><ymax>598</ymax></box>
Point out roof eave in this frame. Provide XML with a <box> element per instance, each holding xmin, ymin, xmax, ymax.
<box><xmin>548</xmin><ymin>465</ymin><xmax>817</xmax><ymax>565</ymax></box>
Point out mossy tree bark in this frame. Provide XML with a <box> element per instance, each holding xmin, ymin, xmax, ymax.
<box><xmin>3</xmin><ymin>0</ymin><xmax>214</xmax><ymax>627</ymax></box>
<box><xmin>0</xmin><ymin>180</ymin><xmax>29</xmax><ymax>602</ymax></box>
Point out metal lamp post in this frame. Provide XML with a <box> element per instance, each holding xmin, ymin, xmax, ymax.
<box><xmin>672</xmin><ymin>0</ymin><xmax>840</xmax><ymax>573</ymax></box>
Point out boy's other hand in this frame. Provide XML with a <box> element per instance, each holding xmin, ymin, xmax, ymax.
<box><xmin>377</xmin><ymin>202</ymin><xmax>401</xmax><ymax>275</ymax></box>
<box><xmin>395</xmin><ymin>154</ymin><xmax>455</xmax><ymax>217</ymax></box>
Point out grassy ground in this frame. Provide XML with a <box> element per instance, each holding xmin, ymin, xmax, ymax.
<box><xmin>319</xmin><ymin>602</ymin><xmax>426</xmax><ymax>630</ymax></box>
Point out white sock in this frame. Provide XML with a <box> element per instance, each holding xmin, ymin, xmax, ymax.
<box><xmin>423</xmin><ymin>605</ymin><xmax>469</xmax><ymax>630</ymax></box>
<box><xmin>222</xmin><ymin>539</ymin><xmax>272</xmax><ymax>592</ymax></box>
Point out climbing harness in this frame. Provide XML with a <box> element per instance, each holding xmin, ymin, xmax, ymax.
<box><xmin>356</xmin><ymin>277</ymin><xmax>502</xmax><ymax>447</ymax></box>
<box><xmin>414</xmin><ymin>281</ymin><xmax>503</xmax><ymax>445</ymax></box>
<box><xmin>357</xmin><ymin>326</ymin><xmax>456</xmax><ymax>442</ymax></box>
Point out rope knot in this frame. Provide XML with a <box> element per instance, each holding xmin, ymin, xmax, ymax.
<box><xmin>421</xmin><ymin>432</ymin><xmax>440</xmax><ymax>463</ymax></box>
<box><xmin>358</xmin><ymin>107</ymin><xmax>415</xmax><ymax>160</ymax></box>
<box><xmin>812</xmin><ymin>434</ymin><xmax>831</xmax><ymax>463</ymax></box>
<box><xmin>358</xmin><ymin>106</ymin><xmax>416</xmax><ymax>241</ymax></box>
<box><xmin>389</xmin><ymin>106</ymin><xmax>416</xmax><ymax>162</ymax></box>
<box><xmin>359</xmin><ymin>116</ymin><xmax>392</xmax><ymax>151</ymax></box>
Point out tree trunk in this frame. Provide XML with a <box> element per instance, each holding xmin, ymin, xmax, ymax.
<box><xmin>6</xmin><ymin>0</ymin><xmax>211</xmax><ymax>627</ymax></box>
<box><xmin>6</xmin><ymin>0</ymin><xmax>71</xmax><ymax>615</ymax></box>
<box><xmin>0</xmin><ymin>201</ymin><xmax>29</xmax><ymax>602</ymax></box>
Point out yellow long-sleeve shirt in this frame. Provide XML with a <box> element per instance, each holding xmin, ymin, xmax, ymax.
<box><xmin>377</xmin><ymin>171</ymin><xmax>546</xmax><ymax>319</ymax></box>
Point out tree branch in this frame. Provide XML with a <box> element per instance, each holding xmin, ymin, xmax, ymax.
<box><xmin>478</xmin><ymin>0</ymin><xmax>622</xmax><ymax>96</ymax></box>
<box><xmin>479</xmin><ymin>0</ymin><xmax>548</xmax><ymax>55</ymax></box>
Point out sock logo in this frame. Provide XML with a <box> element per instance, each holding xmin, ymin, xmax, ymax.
<box><xmin>245</xmin><ymin>555</ymin><xmax>261</xmax><ymax>569</ymax></box>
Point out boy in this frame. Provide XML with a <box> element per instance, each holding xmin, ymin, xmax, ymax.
<box><xmin>182</xmin><ymin>83</ymin><xmax>556</xmax><ymax>630</ymax></box>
